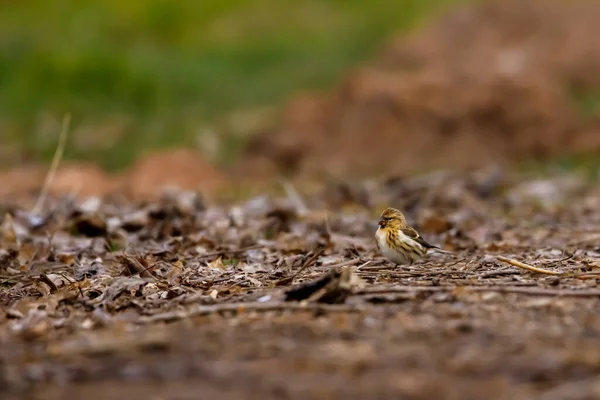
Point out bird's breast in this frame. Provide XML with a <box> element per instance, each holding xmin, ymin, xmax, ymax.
<box><xmin>376</xmin><ymin>228</ymin><xmax>412</xmax><ymax>264</ymax></box>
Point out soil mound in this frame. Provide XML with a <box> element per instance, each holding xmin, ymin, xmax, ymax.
<box><xmin>0</xmin><ymin>149</ymin><xmax>226</xmax><ymax>201</ymax></box>
<box><xmin>121</xmin><ymin>149</ymin><xmax>226</xmax><ymax>199</ymax></box>
<box><xmin>238</xmin><ymin>0</ymin><xmax>600</xmax><ymax>179</ymax></box>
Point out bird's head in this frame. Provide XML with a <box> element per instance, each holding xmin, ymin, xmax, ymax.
<box><xmin>378</xmin><ymin>207</ymin><xmax>406</xmax><ymax>230</ymax></box>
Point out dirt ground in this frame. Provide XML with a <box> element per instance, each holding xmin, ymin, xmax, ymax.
<box><xmin>0</xmin><ymin>149</ymin><xmax>227</xmax><ymax>204</ymax></box>
<box><xmin>2</xmin><ymin>168</ymin><xmax>600</xmax><ymax>399</ymax></box>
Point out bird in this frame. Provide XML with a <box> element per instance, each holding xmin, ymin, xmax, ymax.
<box><xmin>375</xmin><ymin>207</ymin><xmax>446</xmax><ymax>266</ymax></box>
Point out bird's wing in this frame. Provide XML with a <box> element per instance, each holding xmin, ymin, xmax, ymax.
<box><xmin>401</xmin><ymin>226</ymin><xmax>439</xmax><ymax>249</ymax></box>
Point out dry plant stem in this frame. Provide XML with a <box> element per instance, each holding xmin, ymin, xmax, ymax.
<box><xmin>473</xmin><ymin>269</ymin><xmax>521</xmax><ymax>279</ymax></box>
<box><xmin>319</xmin><ymin>258</ymin><xmax>363</xmax><ymax>269</ymax></box>
<box><xmin>136</xmin><ymin>302</ymin><xmax>366</xmax><ymax>324</ymax></box>
<box><xmin>279</xmin><ymin>177</ymin><xmax>308</xmax><ymax>215</ymax></box>
<box><xmin>31</xmin><ymin>114</ymin><xmax>71</xmax><ymax>215</ymax></box>
<box><xmin>323</xmin><ymin>210</ymin><xmax>332</xmax><ymax>238</ymax></box>
<box><xmin>496</xmin><ymin>255</ymin><xmax>563</xmax><ymax>275</ymax></box>
<box><xmin>384</xmin><ymin>270</ymin><xmax>515</xmax><ymax>279</ymax></box>
<box><xmin>569</xmin><ymin>272</ymin><xmax>600</xmax><ymax>279</ymax></box>
<box><xmin>358</xmin><ymin>264</ymin><xmax>396</xmax><ymax>271</ymax></box>
<box><xmin>355</xmin><ymin>260</ymin><xmax>373</xmax><ymax>271</ymax></box>
<box><xmin>441</xmin><ymin>257</ymin><xmax>467</xmax><ymax>268</ymax></box>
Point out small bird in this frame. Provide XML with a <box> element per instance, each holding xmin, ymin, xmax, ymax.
<box><xmin>375</xmin><ymin>207</ymin><xmax>445</xmax><ymax>266</ymax></box>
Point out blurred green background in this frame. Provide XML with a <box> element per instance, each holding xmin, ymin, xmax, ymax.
<box><xmin>0</xmin><ymin>0</ymin><xmax>462</xmax><ymax>171</ymax></box>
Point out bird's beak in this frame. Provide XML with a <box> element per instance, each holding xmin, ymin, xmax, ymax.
<box><xmin>378</xmin><ymin>219</ymin><xmax>386</xmax><ymax>228</ymax></box>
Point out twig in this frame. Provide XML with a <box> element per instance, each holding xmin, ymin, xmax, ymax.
<box><xmin>440</xmin><ymin>257</ymin><xmax>466</xmax><ymax>268</ymax></box>
<box><xmin>275</xmin><ymin>247</ymin><xmax>325</xmax><ymax>285</ymax></box>
<box><xmin>467</xmin><ymin>286</ymin><xmax>600</xmax><ymax>296</ymax></box>
<box><xmin>31</xmin><ymin>114</ymin><xmax>71</xmax><ymax>215</ymax></box>
<box><xmin>136</xmin><ymin>301</ymin><xmax>366</xmax><ymax>324</ymax></box>
<box><xmin>568</xmin><ymin>272</ymin><xmax>600</xmax><ymax>279</ymax></box>
<box><xmin>318</xmin><ymin>258</ymin><xmax>363</xmax><ymax>270</ymax></box>
<box><xmin>356</xmin><ymin>264</ymin><xmax>396</xmax><ymax>271</ymax></box>
<box><xmin>356</xmin><ymin>285</ymin><xmax>600</xmax><ymax>297</ymax></box>
<box><xmin>472</xmin><ymin>268</ymin><xmax>520</xmax><ymax>279</ymax></box>
<box><xmin>356</xmin><ymin>286</ymin><xmax>447</xmax><ymax>295</ymax></box>
<box><xmin>355</xmin><ymin>260</ymin><xmax>374</xmax><ymax>271</ymax></box>
<box><xmin>56</xmin><ymin>271</ymin><xmax>76</xmax><ymax>284</ymax></box>
<box><xmin>323</xmin><ymin>210</ymin><xmax>332</xmax><ymax>238</ymax></box>
<box><xmin>497</xmin><ymin>256</ymin><xmax>563</xmax><ymax>275</ymax></box>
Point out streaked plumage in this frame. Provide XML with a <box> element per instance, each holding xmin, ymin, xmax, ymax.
<box><xmin>375</xmin><ymin>207</ymin><xmax>440</xmax><ymax>265</ymax></box>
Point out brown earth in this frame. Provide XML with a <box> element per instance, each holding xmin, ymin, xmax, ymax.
<box><xmin>119</xmin><ymin>148</ymin><xmax>226</xmax><ymax>198</ymax></box>
<box><xmin>0</xmin><ymin>149</ymin><xmax>227</xmax><ymax>202</ymax></box>
<box><xmin>3</xmin><ymin>169</ymin><xmax>600</xmax><ymax>399</ymax></box>
<box><xmin>236</xmin><ymin>0</ymin><xmax>600</xmax><ymax>180</ymax></box>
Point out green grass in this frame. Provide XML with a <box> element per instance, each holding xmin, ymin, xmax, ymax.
<box><xmin>518</xmin><ymin>152</ymin><xmax>600</xmax><ymax>182</ymax></box>
<box><xmin>568</xmin><ymin>87</ymin><xmax>600</xmax><ymax>121</ymax></box>
<box><xmin>0</xmin><ymin>0</ymin><xmax>463</xmax><ymax>170</ymax></box>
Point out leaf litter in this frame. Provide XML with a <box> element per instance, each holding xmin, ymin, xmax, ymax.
<box><xmin>2</xmin><ymin>168</ymin><xmax>600</xmax><ymax>399</ymax></box>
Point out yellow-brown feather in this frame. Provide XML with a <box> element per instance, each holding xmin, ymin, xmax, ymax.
<box><xmin>385</xmin><ymin>229</ymin><xmax>426</xmax><ymax>259</ymax></box>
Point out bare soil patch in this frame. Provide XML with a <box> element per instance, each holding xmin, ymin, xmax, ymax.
<box><xmin>0</xmin><ymin>149</ymin><xmax>227</xmax><ymax>202</ymax></box>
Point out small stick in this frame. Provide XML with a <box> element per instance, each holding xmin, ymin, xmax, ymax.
<box><xmin>441</xmin><ymin>257</ymin><xmax>466</xmax><ymax>268</ymax></box>
<box><xmin>356</xmin><ymin>285</ymin><xmax>600</xmax><ymax>297</ymax></box>
<box><xmin>275</xmin><ymin>247</ymin><xmax>325</xmax><ymax>285</ymax></box>
<box><xmin>321</xmin><ymin>258</ymin><xmax>363</xmax><ymax>269</ymax></box>
<box><xmin>496</xmin><ymin>256</ymin><xmax>562</xmax><ymax>275</ymax></box>
<box><xmin>355</xmin><ymin>260</ymin><xmax>373</xmax><ymax>271</ymax></box>
<box><xmin>357</xmin><ymin>265</ymin><xmax>396</xmax><ymax>272</ymax></box>
<box><xmin>468</xmin><ymin>286</ymin><xmax>600</xmax><ymax>296</ymax></box>
<box><xmin>473</xmin><ymin>268</ymin><xmax>520</xmax><ymax>279</ymax></box>
<box><xmin>31</xmin><ymin>114</ymin><xmax>71</xmax><ymax>215</ymax></box>
<box><xmin>323</xmin><ymin>210</ymin><xmax>332</xmax><ymax>238</ymax></box>
<box><xmin>356</xmin><ymin>286</ymin><xmax>447</xmax><ymax>295</ymax></box>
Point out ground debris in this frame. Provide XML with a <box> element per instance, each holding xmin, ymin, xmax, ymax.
<box><xmin>284</xmin><ymin>267</ymin><xmax>364</xmax><ymax>304</ymax></box>
<box><xmin>2</xmin><ymin>169</ymin><xmax>600</xmax><ymax>399</ymax></box>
